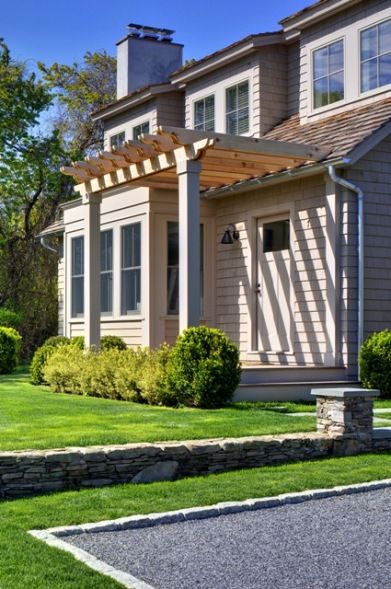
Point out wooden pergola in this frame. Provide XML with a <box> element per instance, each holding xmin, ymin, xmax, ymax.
<box><xmin>61</xmin><ymin>127</ymin><xmax>327</xmax><ymax>348</ymax></box>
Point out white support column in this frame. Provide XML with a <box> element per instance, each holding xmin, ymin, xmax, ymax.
<box><xmin>324</xmin><ymin>176</ymin><xmax>338</xmax><ymax>366</ymax></box>
<box><xmin>177</xmin><ymin>159</ymin><xmax>202</xmax><ymax>332</ymax></box>
<box><xmin>83</xmin><ymin>192</ymin><xmax>102</xmax><ymax>348</ymax></box>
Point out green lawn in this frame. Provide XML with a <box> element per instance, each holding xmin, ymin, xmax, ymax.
<box><xmin>0</xmin><ymin>454</ymin><xmax>390</xmax><ymax>589</ymax></box>
<box><xmin>0</xmin><ymin>371</ymin><xmax>316</xmax><ymax>451</ymax></box>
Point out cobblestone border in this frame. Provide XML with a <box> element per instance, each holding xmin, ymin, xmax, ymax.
<box><xmin>29</xmin><ymin>479</ymin><xmax>391</xmax><ymax>588</ymax></box>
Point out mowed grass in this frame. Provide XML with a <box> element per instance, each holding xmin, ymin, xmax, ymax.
<box><xmin>0</xmin><ymin>453</ymin><xmax>390</xmax><ymax>589</ymax></box>
<box><xmin>0</xmin><ymin>371</ymin><xmax>316</xmax><ymax>451</ymax></box>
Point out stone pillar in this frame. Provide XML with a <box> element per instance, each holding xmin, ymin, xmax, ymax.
<box><xmin>83</xmin><ymin>192</ymin><xmax>102</xmax><ymax>349</ymax></box>
<box><xmin>311</xmin><ymin>388</ymin><xmax>380</xmax><ymax>454</ymax></box>
<box><xmin>177</xmin><ymin>159</ymin><xmax>201</xmax><ymax>332</ymax></box>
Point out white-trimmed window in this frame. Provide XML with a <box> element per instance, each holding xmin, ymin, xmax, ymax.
<box><xmin>313</xmin><ymin>40</ymin><xmax>344</xmax><ymax>109</ymax></box>
<box><xmin>71</xmin><ymin>236</ymin><xmax>84</xmax><ymax>318</ymax></box>
<box><xmin>361</xmin><ymin>19</ymin><xmax>391</xmax><ymax>93</ymax></box>
<box><xmin>110</xmin><ymin>131</ymin><xmax>125</xmax><ymax>149</ymax></box>
<box><xmin>167</xmin><ymin>222</ymin><xmax>204</xmax><ymax>315</ymax></box>
<box><xmin>101</xmin><ymin>229</ymin><xmax>113</xmax><ymax>315</ymax></box>
<box><xmin>133</xmin><ymin>121</ymin><xmax>150</xmax><ymax>140</ymax></box>
<box><xmin>194</xmin><ymin>95</ymin><xmax>215</xmax><ymax>131</ymax></box>
<box><xmin>121</xmin><ymin>223</ymin><xmax>141</xmax><ymax>315</ymax></box>
<box><xmin>226</xmin><ymin>81</ymin><xmax>249</xmax><ymax>135</ymax></box>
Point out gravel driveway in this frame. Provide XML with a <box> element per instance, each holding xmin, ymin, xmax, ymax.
<box><xmin>66</xmin><ymin>488</ymin><xmax>391</xmax><ymax>589</ymax></box>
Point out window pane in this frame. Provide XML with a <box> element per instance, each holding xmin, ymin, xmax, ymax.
<box><xmin>167</xmin><ymin>222</ymin><xmax>179</xmax><ymax>266</ymax></box>
<box><xmin>379</xmin><ymin>20</ymin><xmax>391</xmax><ymax>55</ymax></box>
<box><xmin>379</xmin><ymin>53</ymin><xmax>391</xmax><ymax>87</ymax></box>
<box><xmin>238</xmin><ymin>108</ymin><xmax>249</xmax><ymax>135</ymax></box>
<box><xmin>101</xmin><ymin>273</ymin><xmax>113</xmax><ymax>314</ymax></box>
<box><xmin>100</xmin><ymin>230</ymin><xmax>113</xmax><ymax>272</ymax></box>
<box><xmin>121</xmin><ymin>269</ymin><xmax>141</xmax><ymax>314</ymax></box>
<box><xmin>238</xmin><ymin>82</ymin><xmax>249</xmax><ymax>109</ymax></box>
<box><xmin>361</xmin><ymin>58</ymin><xmax>378</xmax><ymax>92</ymax></box>
<box><xmin>313</xmin><ymin>46</ymin><xmax>329</xmax><ymax>79</ymax></box>
<box><xmin>314</xmin><ymin>77</ymin><xmax>329</xmax><ymax>108</ymax></box>
<box><xmin>194</xmin><ymin>100</ymin><xmax>204</xmax><ymax>127</ymax></box>
<box><xmin>133</xmin><ymin>121</ymin><xmax>150</xmax><ymax>140</ymax></box>
<box><xmin>329</xmin><ymin>71</ymin><xmax>344</xmax><ymax>102</ymax></box>
<box><xmin>72</xmin><ymin>236</ymin><xmax>84</xmax><ymax>276</ymax></box>
<box><xmin>204</xmin><ymin>95</ymin><xmax>214</xmax><ymax>120</ymax></box>
<box><xmin>167</xmin><ymin>267</ymin><xmax>179</xmax><ymax>314</ymax></box>
<box><xmin>361</xmin><ymin>27</ymin><xmax>378</xmax><ymax>61</ymax></box>
<box><xmin>122</xmin><ymin>224</ymin><xmax>141</xmax><ymax>268</ymax></box>
<box><xmin>110</xmin><ymin>132</ymin><xmax>125</xmax><ymax>149</ymax></box>
<box><xmin>72</xmin><ymin>277</ymin><xmax>84</xmax><ymax>317</ymax></box>
<box><xmin>263</xmin><ymin>220</ymin><xmax>290</xmax><ymax>253</ymax></box>
<box><xmin>329</xmin><ymin>41</ymin><xmax>344</xmax><ymax>73</ymax></box>
<box><xmin>226</xmin><ymin>87</ymin><xmax>237</xmax><ymax>112</ymax></box>
<box><xmin>226</xmin><ymin>111</ymin><xmax>238</xmax><ymax>135</ymax></box>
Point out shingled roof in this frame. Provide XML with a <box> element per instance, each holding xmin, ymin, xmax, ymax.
<box><xmin>263</xmin><ymin>97</ymin><xmax>391</xmax><ymax>161</ymax></box>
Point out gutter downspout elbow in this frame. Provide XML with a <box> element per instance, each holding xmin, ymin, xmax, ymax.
<box><xmin>327</xmin><ymin>165</ymin><xmax>364</xmax><ymax>380</ymax></box>
<box><xmin>40</xmin><ymin>235</ymin><xmax>60</xmax><ymax>255</ymax></box>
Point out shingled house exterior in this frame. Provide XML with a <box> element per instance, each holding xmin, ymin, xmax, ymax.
<box><xmin>41</xmin><ymin>0</ymin><xmax>391</xmax><ymax>399</ymax></box>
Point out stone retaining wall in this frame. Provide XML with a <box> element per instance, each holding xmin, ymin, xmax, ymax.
<box><xmin>0</xmin><ymin>433</ymin><xmax>333</xmax><ymax>499</ymax></box>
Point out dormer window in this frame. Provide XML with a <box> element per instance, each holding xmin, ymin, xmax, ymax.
<box><xmin>313</xmin><ymin>40</ymin><xmax>344</xmax><ymax>109</ymax></box>
<box><xmin>226</xmin><ymin>81</ymin><xmax>249</xmax><ymax>135</ymax></box>
<box><xmin>133</xmin><ymin>121</ymin><xmax>150</xmax><ymax>140</ymax></box>
<box><xmin>194</xmin><ymin>95</ymin><xmax>215</xmax><ymax>132</ymax></box>
<box><xmin>110</xmin><ymin>132</ymin><xmax>125</xmax><ymax>149</ymax></box>
<box><xmin>361</xmin><ymin>19</ymin><xmax>391</xmax><ymax>93</ymax></box>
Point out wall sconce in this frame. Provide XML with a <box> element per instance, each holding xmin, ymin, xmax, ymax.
<box><xmin>221</xmin><ymin>224</ymin><xmax>240</xmax><ymax>244</ymax></box>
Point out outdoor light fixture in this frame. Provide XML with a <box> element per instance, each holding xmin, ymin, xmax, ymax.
<box><xmin>221</xmin><ymin>224</ymin><xmax>240</xmax><ymax>244</ymax></box>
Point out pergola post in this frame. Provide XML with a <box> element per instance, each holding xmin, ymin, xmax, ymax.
<box><xmin>177</xmin><ymin>159</ymin><xmax>202</xmax><ymax>332</ymax></box>
<box><xmin>83</xmin><ymin>192</ymin><xmax>102</xmax><ymax>348</ymax></box>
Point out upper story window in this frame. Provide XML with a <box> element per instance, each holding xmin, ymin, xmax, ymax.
<box><xmin>226</xmin><ymin>81</ymin><xmax>249</xmax><ymax>135</ymax></box>
<box><xmin>110</xmin><ymin>132</ymin><xmax>125</xmax><ymax>149</ymax></box>
<box><xmin>361</xmin><ymin>19</ymin><xmax>391</xmax><ymax>93</ymax></box>
<box><xmin>101</xmin><ymin>229</ymin><xmax>113</xmax><ymax>315</ymax></box>
<box><xmin>133</xmin><ymin>121</ymin><xmax>150</xmax><ymax>140</ymax></box>
<box><xmin>313</xmin><ymin>40</ymin><xmax>344</xmax><ymax>109</ymax></box>
<box><xmin>71</xmin><ymin>236</ymin><xmax>84</xmax><ymax>318</ymax></box>
<box><xmin>121</xmin><ymin>222</ymin><xmax>141</xmax><ymax>315</ymax></box>
<box><xmin>194</xmin><ymin>95</ymin><xmax>215</xmax><ymax>132</ymax></box>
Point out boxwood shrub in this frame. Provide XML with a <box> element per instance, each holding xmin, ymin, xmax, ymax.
<box><xmin>30</xmin><ymin>336</ymin><xmax>70</xmax><ymax>385</ymax></box>
<box><xmin>0</xmin><ymin>326</ymin><xmax>22</xmax><ymax>374</ymax></box>
<box><xmin>0</xmin><ymin>308</ymin><xmax>22</xmax><ymax>331</ymax></box>
<box><xmin>166</xmin><ymin>326</ymin><xmax>241</xmax><ymax>407</ymax></box>
<box><xmin>360</xmin><ymin>330</ymin><xmax>391</xmax><ymax>398</ymax></box>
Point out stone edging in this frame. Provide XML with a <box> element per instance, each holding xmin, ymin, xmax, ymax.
<box><xmin>29</xmin><ymin>479</ymin><xmax>391</xmax><ymax>589</ymax></box>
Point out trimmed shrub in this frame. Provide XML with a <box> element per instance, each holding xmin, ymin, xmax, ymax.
<box><xmin>30</xmin><ymin>336</ymin><xmax>70</xmax><ymax>385</ymax></box>
<box><xmin>43</xmin><ymin>345</ymin><xmax>85</xmax><ymax>394</ymax></box>
<box><xmin>71</xmin><ymin>336</ymin><xmax>85</xmax><ymax>349</ymax></box>
<box><xmin>360</xmin><ymin>330</ymin><xmax>391</xmax><ymax>398</ymax></box>
<box><xmin>100</xmin><ymin>335</ymin><xmax>127</xmax><ymax>351</ymax></box>
<box><xmin>138</xmin><ymin>344</ymin><xmax>174</xmax><ymax>406</ymax></box>
<box><xmin>0</xmin><ymin>308</ymin><xmax>22</xmax><ymax>331</ymax></box>
<box><xmin>166</xmin><ymin>326</ymin><xmax>241</xmax><ymax>408</ymax></box>
<box><xmin>0</xmin><ymin>327</ymin><xmax>22</xmax><ymax>374</ymax></box>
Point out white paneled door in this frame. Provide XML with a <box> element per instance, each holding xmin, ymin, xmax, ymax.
<box><xmin>257</xmin><ymin>216</ymin><xmax>293</xmax><ymax>353</ymax></box>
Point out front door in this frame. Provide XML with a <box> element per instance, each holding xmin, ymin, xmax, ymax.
<box><xmin>257</xmin><ymin>216</ymin><xmax>292</xmax><ymax>353</ymax></box>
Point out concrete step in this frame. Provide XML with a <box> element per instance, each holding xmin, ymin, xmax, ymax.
<box><xmin>234</xmin><ymin>380</ymin><xmax>359</xmax><ymax>402</ymax></box>
<box><xmin>240</xmin><ymin>365</ymin><xmax>347</xmax><ymax>385</ymax></box>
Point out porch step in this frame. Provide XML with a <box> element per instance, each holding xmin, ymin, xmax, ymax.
<box><xmin>240</xmin><ymin>365</ymin><xmax>347</xmax><ymax>385</ymax></box>
<box><xmin>234</xmin><ymin>380</ymin><xmax>359</xmax><ymax>402</ymax></box>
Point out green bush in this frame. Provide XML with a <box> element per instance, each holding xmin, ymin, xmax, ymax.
<box><xmin>0</xmin><ymin>308</ymin><xmax>22</xmax><ymax>331</ymax></box>
<box><xmin>360</xmin><ymin>330</ymin><xmax>391</xmax><ymax>398</ymax></box>
<box><xmin>30</xmin><ymin>336</ymin><xmax>70</xmax><ymax>385</ymax></box>
<box><xmin>138</xmin><ymin>344</ymin><xmax>174</xmax><ymax>406</ymax></box>
<box><xmin>166</xmin><ymin>326</ymin><xmax>241</xmax><ymax>408</ymax></box>
<box><xmin>43</xmin><ymin>345</ymin><xmax>85</xmax><ymax>394</ymax></box>
<box><xmin>71</xmin><ymin>336</ymin><xmax>85</xmax><ymax>349</ymax></box>
<box><xmin>100</xmin><ymin>335</ymin><xmax>127</xmax><ymax>351</ymax></box>
<box><xmin>0</xmin><ymin>327</ymin><xmax>22</xmax><ymax>374</ymax></box>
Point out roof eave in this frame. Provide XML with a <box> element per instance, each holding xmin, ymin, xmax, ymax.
<box><xmin>170</xmin><ymin>33</ymin><xmax>284</xmax><ymax>85</ymax></box>
<box><xmin>281</xmin><ymin>0</ymin><xmax>363</xmax><ymax>33</ymax></box>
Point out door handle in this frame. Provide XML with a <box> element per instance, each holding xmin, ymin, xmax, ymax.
<box><xmin>255</xmin><ymin>283</ymin><xmax>261</xmax><ymax>295</ymax></box>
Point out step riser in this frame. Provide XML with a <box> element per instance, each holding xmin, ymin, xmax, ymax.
<box><xmin>241</xmin><ymin>367</ymin><xmax>347</xmax><ymax>385</ymax></box>
<box><xmin>234</xmin><ymin>382</ymin><xmax>359</xmax><ymax>402</ymax></box>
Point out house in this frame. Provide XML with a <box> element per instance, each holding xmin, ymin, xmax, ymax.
<box><xmin>41</xmin><ymin>0</ymin><xmax>391</xmax><ymax>400</ymax></box>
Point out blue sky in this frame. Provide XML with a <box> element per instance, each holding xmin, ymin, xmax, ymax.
<box><xmin>3</xmin><ymin>0</ymin><xmax>314</xmax><ymax>67</ymax></box>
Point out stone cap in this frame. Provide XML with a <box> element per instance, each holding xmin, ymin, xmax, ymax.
<box><xmin>311</xmin><ymin>387</ymin><xmax>380</xmax><ymax>399</ymax></box>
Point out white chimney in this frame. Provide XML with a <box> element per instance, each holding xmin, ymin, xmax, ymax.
<box><xmin>116</xmin><ymin>24</ymin><xmax>183</xmax><ymax>99</ymax></box>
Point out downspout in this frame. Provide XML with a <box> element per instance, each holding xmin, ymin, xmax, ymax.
<box><xmin>40</xmin><ymin>235</ymin><xmax>61</xmax><ymax>255</ymax></box>
<box><xmin>327</xmin><ymin>165</ymin><xmax>364</xmax><ymax>380</ymax></box>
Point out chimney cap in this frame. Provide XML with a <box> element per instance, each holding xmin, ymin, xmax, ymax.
<box><xmin>127</xmin><ymin>23</ymin><xmax>175</xmax><ymax>40</ymax></box>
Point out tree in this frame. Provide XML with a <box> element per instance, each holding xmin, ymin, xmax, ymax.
<box><xmin>0</xmin><ymin>41</ymin><xmax>116</xmax><ymax>356</ymax></box>
<box><xmin>39</xmin><ymin>51</ymin><xmax>116</xmax><ymax>154</ymax></box>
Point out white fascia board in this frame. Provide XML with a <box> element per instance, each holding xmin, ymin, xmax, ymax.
<box><xmin>91</xmin><ymin>84</ymin><xmax>178</xmax><ymax>122</ymax></box>
<box><xmin>281</xmin><ymin>0</ymin><xmax>363</xmax><ymax>33</ymax></box>
<box><xmin>171</xmin><ymin>33</ymin><xmax>284</xmax><ymax>86</ymax></box>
